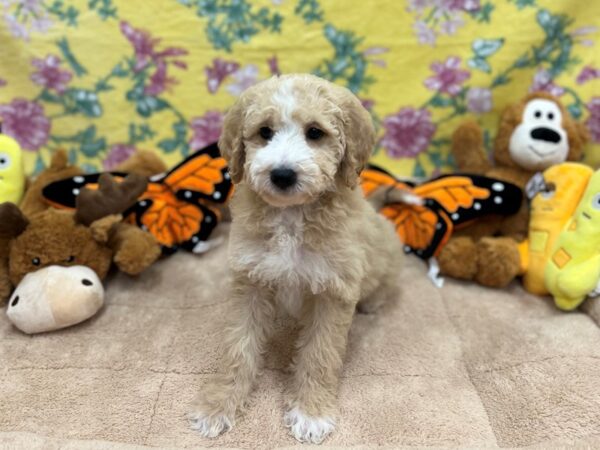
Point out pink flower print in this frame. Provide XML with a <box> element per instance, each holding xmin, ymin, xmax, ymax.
<box><xmin>0</xmin><ymin>78</ymin><xmax>6</xmax><ymax>87</ymax></box>
<box><xmin>0</xmin><ymin>98</ymin><xmax>50</xmax><ymax>151</ymax></box>
<box><xmin>4</xmin><ymin>13</ymin><xmax>29</xmax><ymax>39</ymax></box>
<box><xmin>424</xmin><ymin>56</ymin><xmax>470</xmax><ymax>96</ymax></box>
<box><xmin>144</xmin><ymin>61</ymin><xmax>177</xmax><ymax>96</ymax></box>
<box><xmin>30</xmin><ymin>54</ymin><xmax>72</xmax><ymax>94</ymax></box>
<box><xmin>268</xmin><ymin>56</ymin><xmax>281</xmax><ymax>76</ymax></box>
<box><xmin>585</xmin><ymin>98</ymin><xmax>600</xmax><ymax>144</ymax></box>
<box><xmin>441</xmin><ymin>0</ymin><xmax>480</xmax><ymax>12</ymax></box>
<box><xmin>227</xmin><ymin>65</ymin><xmax>260</xmax><ymax>96</ymax></box>
<box><xmin>205</xmin><ymin>58</ymin><xmax>240</xmax><ymax>94</ymax></box>
<box><xmin>414</xmin><ymin>20</ymin><xmax>436</xmax><ymax>46</ymax></box>
<box><xmin>103</xmin><ymin>144</ymin><xmax>137</xmax><ymax>171</ymax></box>
<box><xmin>120</xmin><ymin>20</ymin><xmax>159</xmax><ymax>72</ymax></box>
<box><xmin>189</xmin><ymin>111</ymin><xmax>223</xmax><ymax>151</ymax></box>
<box><xmin>466</xmin><ymin>87</ymin><xmax>492</xmax><ymax>113</ymax></box>
<box><xmin>407</xmin><ymin>0</ymin><xmax>433</xmax><ymax>12</ymax></box>
<box><xmin>360</xmin><ymin>98</ymin><xmax>375</xmax><ymax>111</ymax></box>
<box><xmin>439</xmin><ymin>14</ymin><xmax>465</xmax><ymax>36</ymax></box>
<box><xmin>381</xmin><ymin>107</ymin><xmax>436</xmax><ymax>158</ymax></box>
<box><xmin>530</xmin><ymin>68</ymin><xmax>564</xmax><ymax>97</ymax></box>
<box><xmin>577</xmin><ymin>66</ymin><xmax>600</xmax><ymax>85</ymax></box>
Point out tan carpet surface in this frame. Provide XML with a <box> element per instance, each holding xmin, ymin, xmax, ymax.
<box><xmin>2</xmin><ymin>224</ymin><xmax>600</xmax><ymax>449</ymax></box>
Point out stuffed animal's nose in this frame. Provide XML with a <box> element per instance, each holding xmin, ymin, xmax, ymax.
<box><xmin>270</xmin><ymin>168</ymin><xmax>297</xmax><ymax>190</ymax></box>
<box><xmin>531</xmin><ymin>127</ymin><xmax>561</xmax><ymax>144</ymax></box>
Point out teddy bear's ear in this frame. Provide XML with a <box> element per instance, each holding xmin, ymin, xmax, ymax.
<box><xmin>75</xmin><ymin>173</ymin><xmax>147</xmax><ymax>227</ymax></box>
<box><xmin>0</xmin><ymin>203</ymin><xmax>29</xmax><ymax>239</ymax></box>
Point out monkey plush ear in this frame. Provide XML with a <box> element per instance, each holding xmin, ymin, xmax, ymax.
<box><xmin>0</xmin><ymin>203</ymin><xmax>29</xmax><ymax>239</ymax></box>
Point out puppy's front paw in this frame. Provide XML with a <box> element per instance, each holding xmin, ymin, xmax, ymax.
<box><xmin>284</xmin><ymin>407</ymin><xmax>335</xmax><ymax>444</ymax></box>
<box><xmin>188</xmin><ymin>411</ymin><xmax>232</xmax><ymax>438</ymax></box>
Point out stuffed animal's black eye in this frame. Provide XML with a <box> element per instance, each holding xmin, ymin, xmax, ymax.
<box><xmin>259</xmin><ymin>127</ymin><xmax>274</xmax><ymax>140</ymax></box>
<box><xmin>32</xmin><ymin>257</ymin><xmax>40</xmax><ymax>266</ymax></box>
<box><xmin>66</xmin><ymin>255</ymin><xmax>75</xmax><ymax>263</ymax></box>
<box><xmin>534</xmin><ymin>111</ymin><xmax>542</xmax><ymax>118</ymax></box>
<box><xmin>306</xmin><ymin>127</ymin><xmax>324</xmax><ymax>140</ymax></box>
<box><xmin>547</xmin><ymin>112</ymin><xmax>554</xmax><ymax>120</ymax></box>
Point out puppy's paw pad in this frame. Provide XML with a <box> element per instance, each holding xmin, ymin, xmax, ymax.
<box><xmin>188</xmin><ymin>411</ymin><xmax>232</xmax><ymax>438</ymax></box>
<box><xmin>284</xmin><ymin>407</ymin><xmax>335</xmax><ymax>444</ymax></box>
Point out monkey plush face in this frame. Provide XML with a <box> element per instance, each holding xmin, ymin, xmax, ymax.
<box><xmin>508</xmin><ymin>98</ymin><xmax>569</xmax><ymax>170</ymax></box>
<box><xmin>494</xmin><ymin>92</ymin><xmax>588</xmax><ymax>174</ymax></box>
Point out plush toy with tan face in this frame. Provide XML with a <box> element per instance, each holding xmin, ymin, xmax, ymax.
<box><xmin>437</xmin><ymin>92</ymin><xmax>589</xmax><ymax>288</ymax></box>
<box><xmin>0</xmin><ymin>153</ymin><xmax>161</xmax><ymax>333</ymax></box>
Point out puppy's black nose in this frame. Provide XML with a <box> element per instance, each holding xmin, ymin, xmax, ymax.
<box><xmin>531</xmin><ymin>127</ymin><xmax>561</xmax><ymax>143</ymax></box>
<box><xmin>270</xmin><ymin>168</ymin><xmax>297</xmax><ymax>190</ymax></box>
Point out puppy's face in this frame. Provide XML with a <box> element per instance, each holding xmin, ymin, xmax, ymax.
<box><xmin>219</xmin><ymin>75</ymin><xmax>376</xmax><ymax>208</ymax></box>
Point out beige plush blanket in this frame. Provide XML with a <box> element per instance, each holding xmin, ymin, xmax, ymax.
<box><xmin>2</xmin><ymin>224</ymin><xmax>600</xmax><ymax>449</ymax></box>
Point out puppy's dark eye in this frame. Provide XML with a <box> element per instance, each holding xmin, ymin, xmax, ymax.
<box><xmin>32</xmin><ymin>257</ymin><xmax>40</xmax><ymax>266</ymax></box>
<box><xmin>534</xmin><ymin>111</ymin><xmax>542</xmax><ymax>119</ymax></box>
<box><xmin>259</xmin><ymin>127</ymin><xmax>274</xmax><ymax>140</ymax></box>
<box><xmin>547</xmin><ymin>112</ymin><xmax>554</xmax><ymax>120</ymax></box>
<box><xmin>306</xmin><ymin>127</ymin><xmax>324</xmax><ymax>140</ymax></box>
<box><xmin>66</xmin><ymin>255</ymin><xmax>75</xmax><ymax>263</ymax></box>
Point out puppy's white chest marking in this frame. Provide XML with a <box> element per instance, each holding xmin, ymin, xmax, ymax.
<box><xmin>239</xmin><ymin>208</ymin><xmax>340</xmax><ymax>314</ymax></box>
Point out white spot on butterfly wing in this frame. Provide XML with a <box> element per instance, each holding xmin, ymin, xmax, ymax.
<box><xmin>451</xmin><ymin>212</ymin><xmax>459</xmax><ymax>220</ymax></box>
<box><xmin>494</xmin><ymin>196</ymin><xmax>503</xmax><ymax>204</ymax></box>
<box><xmin>474</xmin><ymin>202</ymin><xmax>481</xmax><ymax>210</ymax></box>
<box><xmin>73</xmin><ymin>176</ymin><xmax>85</xmax><ymax>183</ymax></box>
<box><xmin>213</xmin><ymin>191</ymin><xmax>222</xmax><ymax>200</ymax></box>
<box><xmin>492</xmin><ymin>182</ymin><xmax>505</xmax><ymax>192</ymax></box>
<box><xmin>72</xmin><ymin>188</ymin><xmax>80</xmax><ymax>195</ymax></box>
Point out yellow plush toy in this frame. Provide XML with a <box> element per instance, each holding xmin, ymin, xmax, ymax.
<box><xmin>545</xmin><ymin>169</ymin><xmax>600</xmax><ymax>311</ymax></box>
<box><xmin>519</xmin><ymin>163</ymin><xmax>593</xmax><ymax>295</ymax></box>
<box><xmin>0</xmin><ymin>131</ymin><xmax>25</xmax><ymax>204</ymax></box>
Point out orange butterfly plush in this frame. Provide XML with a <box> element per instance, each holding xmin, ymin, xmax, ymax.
<box><xmin>43</xmin><ymin>143</ymin><xmax>233</xmax><ymax>254</ymax></box>
<box><xmin>361</xmin><ymin>165</ymin><xmax>522</xmax><ymax>260</ymax></box>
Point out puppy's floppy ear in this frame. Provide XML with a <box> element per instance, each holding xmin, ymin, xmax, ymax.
<box><xmin>336</xmin><ymin>88</ymin><xmax>376</xmax><ymax>188</ymax></box>
<box><xmin>219</xmin><ymin>98</ymin><xmax>247</xmax><ymax>184</ymax></box>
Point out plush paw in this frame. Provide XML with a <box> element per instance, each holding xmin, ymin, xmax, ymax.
<box><xmin>188</xmin><ymin>411</ymin><xmax>233</xmax><ymax>438</ymax></box>
<box><xmin>475</xmin><ymin>237</ymin><xmax>520</xmax><ymax>288</ymax></box>
<box><xmin>284</xmin><ymin>407</ymin><xmax>335</xmax><ymax>444</ymax></box>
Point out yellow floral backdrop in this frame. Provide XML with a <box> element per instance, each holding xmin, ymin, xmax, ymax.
<box><xmin>0</xmin><ymin>0</ymin><xmax>599</xmax><ymax>177</ymax></box>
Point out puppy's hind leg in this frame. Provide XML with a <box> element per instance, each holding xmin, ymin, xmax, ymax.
<box><xmin>189</xmin><ymin>276</ymin><xmax>275</xmax><ymax>437</ymax></box>
<box><xmin>285</xmin><ymin>295</ymin><xmax>355</xmax><ymax>444</ymax></box>
<box><xmin>356</xmin><ymin>276</ymin><xmax>399</xmax><ymax>314</ymax></box>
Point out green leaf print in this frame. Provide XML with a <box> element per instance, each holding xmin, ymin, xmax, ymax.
<box><xmin>64</xmin><ymin>89</ymin><xmax>103</xmax><ymax>117</ymax></box>
<box><xmin>313</xmin><ymin>24</ymin><xmax>373</xmax><ymax>94</ymax></box>
<box><xmin>45</xmin><ymin>1</ymin><xmax>80</xmax><ymax>26</ymax></box>
<box><xmin>470</xmin><ymin>2</ymin><xmax>495</xmax><ymax>22</ymax></box>
<box><xmin>468</xmin><ymin>57</ymin><xmax>492</xmax><ymax>73</ymax></box>
<box><xmin>508</xmin><ymin>0</ymin><xmax>537</xmax><ymax>10</ymax></box>
<box><xmin>295</xmin><ymin>0</ymin><xmax>323</xmax><ymax>24</ymax></box>
<box><xmin>88</xmin><ymin>0</ymin><xmax>118</xmax><ymax>20</ymax></box>
<box><xmin>472</xmin><ymin>38</ymin><xmax>504</xmax><ymax>58</ymax></box>
<box><xmin>179</xmin><ymin>0</ymin><xmax>283</xmax><ymax>52</ymax></box>
<box><xmin>56</xmin><ymin>38</ymin><xmax>88</xmax><ymax>77</ymax></box>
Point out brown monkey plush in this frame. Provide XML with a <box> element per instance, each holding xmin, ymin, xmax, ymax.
<box><xmin>0</xmin><ymin>152</ymin><xmax>161</xmax><ymax>333</ymax></box>
<box><xmin>437</xmin><ymin>92</ymin><xmax>589</xmax><ymax>287</ymax></box>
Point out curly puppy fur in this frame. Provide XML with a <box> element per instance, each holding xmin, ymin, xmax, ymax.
<box><xmin>188</xmin><ymin>74</ymin><xmax>402</xmax><ymax>444</ymax></box>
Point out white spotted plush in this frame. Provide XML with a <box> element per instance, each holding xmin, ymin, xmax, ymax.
<box><xmin>188</xmin><ymin>411</ymin><xmax>232</xmax><ymax>438</ymax></box>
<box><xmin>284</xmin><ymin>407</ymin><xmax>335</xmax><ymax>444</ymax></box>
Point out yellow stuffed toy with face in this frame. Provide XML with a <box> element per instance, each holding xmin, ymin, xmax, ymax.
<box><xmin>519</xmin><ymin>163</ymin><xmax>593</xmax><ymax>295</ymax></box>
<box><xmin>0</xmin><ymin>132</ymin><xmax>25</xmax><ymax>205</ymax></box>
<box><xmin>545</xmin><ymin>169</ymin><xmax>600</xmax><ymax>311</ymax></box>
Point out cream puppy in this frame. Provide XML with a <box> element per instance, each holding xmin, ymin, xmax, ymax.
<box><xmin>189</xmin><ymin>74</ymin><xmax>402</xmax><ymax>444</ymax></box>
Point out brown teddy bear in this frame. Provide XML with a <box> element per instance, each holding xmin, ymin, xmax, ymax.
<box><xmin>0</xmin><ymin>152</ymin><xmax>162</xmax><ymax>333</ymax></box>
<box><xmin>437</xmin><ymin>92</ymin><xmax>589</xmax><ymax>287</ymax></box>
